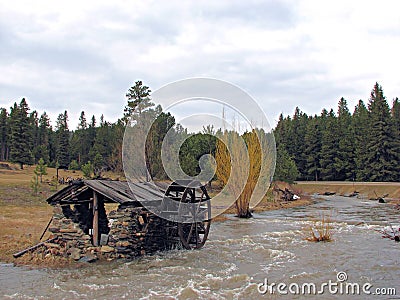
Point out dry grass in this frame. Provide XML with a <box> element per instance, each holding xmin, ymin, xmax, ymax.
<box><xmin>0</xmin><ymin>163</ymin><xmax>60</xmax><ymax>265</ymax></box>
<box><xmin>303</xmin><ymin>213</ymin><xmax>334</xmax><ymax>242</ymax></box>
<box><xmin>0</xmin><ymin>204</ymin><xmax>54</xmax><ymax>264</ymax></box>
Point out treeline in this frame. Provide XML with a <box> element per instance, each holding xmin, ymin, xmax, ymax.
<box><xmin>2</xmin><ymin>81</ymin><xmax>399</xmax><ymax>183</ymax></box>
<box><xmin>0</xmin><ymin>81</ymin><xmax>218</xmax><ymax>179</ymax></box>
<box><xmin>0</xmin><ymin>98</ymin><xmax>125</xmax><ymax>174</ymax></box>
<box><xmin>274</xmin><ymin>83</ymin><xmax>400</xmax><ymax>182</ymax></box>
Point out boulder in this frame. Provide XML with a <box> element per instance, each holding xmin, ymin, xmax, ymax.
<box><xmin>68</xmin><ymin>247</ymin><xmax>82</xmax><ymax>260</ymax></box>
<box><xmin>44</xmin><ymin>243</ymin><xmax>61</xmax><ymax>249</ymax></box>
<box><xmin>79</xmin><ymin>254</ymin><xmax>98</xmax><ymax>263</ymax></box>
<box><xmin>100</xmin><ymin>245</ymin><xmax>115</xmax><ymax>253</ymax></box>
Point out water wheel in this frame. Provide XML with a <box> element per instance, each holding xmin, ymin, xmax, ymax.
<box><xmin>178</xmin><ymin>220</ymin><xmax>211</xmax><ymax>249</ymax></box>
<box><xmin>164</xmin><ymin>180</ymin><xmax>212</xmax><ymax>249</ymax></box>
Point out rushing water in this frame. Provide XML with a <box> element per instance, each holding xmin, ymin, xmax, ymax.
<box><xmin>1</xmin><ymin>196</ymin><xmax>399</xmax><ymax>299</ymax></box>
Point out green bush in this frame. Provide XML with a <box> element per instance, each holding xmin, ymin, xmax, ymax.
<box><xmin>69</xmin><ymin>160</ymin><xmax>80</xmax><ymax>171</ymax></box>
<box><xmin>81</xmin><ymin>161</ymin><xmax>93</xmax><ymax>179</ymax></box>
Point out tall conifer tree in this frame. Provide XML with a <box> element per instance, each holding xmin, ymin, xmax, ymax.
<box><xmin>8</xmin><ymin>99</ymin><xmax>33</xmax><ymax>168</ymax></box>
<box><xmin>0</xmin><ymin>108</ymin><xmax>8</xmax><ymax>161</ymax></box>
<box><xmin>55</xmin><ymin>110</ymin><xmax>70</xmax><ymax>168</ymax></box>
<box><xmin>365</xmin><ymin>83</ymin><xmax>400</xmax><ymax>181</ymax></box>
<box><xmin>335</xmin><ymin>98</ymin><xmax>355</xmax><ymax>180</ymax></box>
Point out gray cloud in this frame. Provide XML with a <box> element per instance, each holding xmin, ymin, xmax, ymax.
<box><xmin>0</xmin><ymin>1</ymin><xmax>399</xmax><ymax>129</ymax></box>
<box><xmin>201</xmin><ymin>0</ymin><xmax>297</xmax><ymax>29</ymax></box>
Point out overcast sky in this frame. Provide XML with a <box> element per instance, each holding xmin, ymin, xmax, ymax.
<box><xmin>1</xmin><ymin>0</ymin><xmax>400</xmax><ymax>129</ymax></box>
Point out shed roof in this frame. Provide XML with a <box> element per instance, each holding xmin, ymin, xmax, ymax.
<box><xmin>46</xmin><ymin>180</ymin><xmax>165</xmax><ymax>205</ymax></box>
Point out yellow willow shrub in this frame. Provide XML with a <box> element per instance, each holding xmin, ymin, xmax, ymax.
<box><xmin>215</xmin><ymin>129</ymin><xmax>267</xmax><ymax>218</ymax></box>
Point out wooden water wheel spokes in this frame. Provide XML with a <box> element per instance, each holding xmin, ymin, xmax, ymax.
<box><xmin>178</xmin><ymin>220</ymin><xmax>211</xmax><ymax>249</ymax></box>
<box><xmin>165</xmin><ymin>180</ymin><xmax>212</xmax><ymax>249</ymax></box>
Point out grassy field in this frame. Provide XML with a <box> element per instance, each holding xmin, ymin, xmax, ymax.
<box><xmin>0</xmin><ymin>163</ymin><xmax>84</xmax><ymax>265</ymax></box>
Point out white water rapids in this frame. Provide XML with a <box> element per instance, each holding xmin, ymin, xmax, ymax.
<box><xmin>1</xmin><ymin>196</ymin><xmax>399</xmax><ymax>299</ymax></box>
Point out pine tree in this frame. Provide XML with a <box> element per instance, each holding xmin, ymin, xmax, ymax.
<box><xmin>145</xmin><ymin>111</ymin><xmax>176</xmax><ymax>179</ymax></box>
<box><xmin>353</xmin><ymin>100</ymin><xmax>369</xmax><ymax>181</ymax></box>
<box><xmin>35</xmin><ymin>157</ymin><xmax>48</xmax><ymax>183</ymax></box>
<box><xmin>71</xmin><ymin>111</ymin><xmax>91</xmax><ymax>165</ymax></box>
<box><xmin>89</xmin><ymin>119</ymin><xmax>113</xmax><ymax>173</ymax></box>
<box><xmin>81</xmin><ymin>161</ymin><xmax>93</xmax><ymax>179</ymax></box>
<box><xmin>334</xmin><ymin>98</ymin><xmax>355</xmax><ymax>180</ymax></box>
<box><xmin>392</xmin><ymin>97</ymin><xmax>400</xmax><ymax>133</ymax></box>
<box><xmin>92</xmin><ymin>152</ymin><xmax>104</xmax><ymax>177</ymax></box>
<box><xmin>90</xmin><ymin>115</ymin><xmax>96</xmax><ymax>128</ymax></box>
<box><xmin>124</xmin><ymin>80</ymin><xmax>153</xmax><ymax>124</ymax></box>
<box><xmin>109</xmin><ymin>120</ymin><xmax>124</xmax><ymax>173</ymax></box>
<box><xmin>78</xmin><ymin>111</ymin><xmax>87</xmax><ymax>130</ymax></box>
<box><xmin>0</xmin><ymin>108</ymin><xmax>8</xmax><ymax>161</ymax></box>
<box><xmin>29</xmin><ymin>110</ymin><xmax>41</xmax><ymax>163</ymax></box>
<box><xmin>304</xmin><ymin>116</ymin><xmax>321</xmax><ymax>181</ymax></box>
<box><xmin>364</xmin><ymin>83</ymin><xmax>400</xmax><ymax>181</ymax></box>
<box><xmin>274</xmin><ymin>113</ymin><xmax>291</xmax><ymax>146</ymax></box>
<box><xmin>274</xmin><ymin>143</ymin><xmax>299</xmax><ymax>183</ymax></box>
<box><xmin>319</xmin><ymin>109</ymin><xmax>338</xmax><ymax>180</ymax></box>
<box><xmin>35</xmin><ymin>112</ymin><xmax>52</xmax><ymax>164</ymax></box>
<box><xmin>8</xmin><ymin>99</ymin><xmax>33</xmax><ymax>169</ymax></box>
<box><xmin>55</xmin><ymin>110</ymin><xmax>70</xmax><ymax>168</ymax></box>
<box><xmin>288</xmin><ymin>107</ymin><xmax>308</xmax><ymax>179</ymax></box>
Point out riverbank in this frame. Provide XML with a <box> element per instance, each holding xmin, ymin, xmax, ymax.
<box><xmin>297</xmin><ymin>181</ymin><xmax>400</xmax><ymax>200</ymax></box>
<box><xmin>214</xmin><ymin>181</ymin><xmax>314</xmax><ymax>219</ymax></box>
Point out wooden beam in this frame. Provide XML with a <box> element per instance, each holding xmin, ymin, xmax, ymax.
<box><xmin>93</xmin><ymin>191</ymin><xmax>99</xmax><ymax>246</ymax></box>
<box><xmin>13</xmin><ymin>237</ymin><xmax>56</xmax><ymax>258</ymax></box>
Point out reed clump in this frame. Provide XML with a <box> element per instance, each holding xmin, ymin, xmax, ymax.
<box><xmin>304</xmin><ymin>213</ymin><xmax>334</xmax><ymax>242</ymax></box>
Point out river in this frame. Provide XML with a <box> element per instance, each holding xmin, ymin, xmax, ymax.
<box><xmin>1</xmin><ymin>196</ymin><xmax>399</xmax><ymax>299</ymax></box>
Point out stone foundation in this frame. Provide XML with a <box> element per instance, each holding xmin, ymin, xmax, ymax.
<box><xmin>106</xmin><ymin>204</ymin><xmax>181</xmax><ymax>259</ymax></box>
<box><xmin>45</xmin><ymin>203</ymin><xmax>181</xmax><ymax>262</ymax></box>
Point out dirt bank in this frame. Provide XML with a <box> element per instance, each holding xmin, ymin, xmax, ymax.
<box><xmin>297</xmin><ymin>181</ymin><xmax>400</xmax><ymax>199</ymax></box>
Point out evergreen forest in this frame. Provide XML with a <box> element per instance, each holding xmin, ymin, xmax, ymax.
<box><xmin>1</xmin><ymin>82</ymin><xmax>399</xmax><ymax>182</ymax></box>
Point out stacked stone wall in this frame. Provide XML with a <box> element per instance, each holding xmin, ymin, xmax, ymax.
<box><xmin>43</xmin><ymin>203</ymin><xmax>181</xmax><ymax>262</ymax></box>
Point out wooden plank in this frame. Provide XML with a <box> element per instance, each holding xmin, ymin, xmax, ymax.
<box><xmin>39</xmin><ymin>216</ymin><xmax>53</xmax><ymax>241</ymax></box>
<box><xmin>84</xmin><ymin>180</ymin><xmax>134</xmax><ymax>203</ymax></box>
<box><xmin>136</xmin><ymin>182</ymin><xmax>166</xmax><ymax>197</ymax></box>
<box><xmin>93</xmin><ymin>191</ymin><xmax>99</xmax><ymax>246</ymax></box>
<box><xmin>13</xmin><ymin>237</ymin><xmax>56</xmax><ymax>258</ymax></box>
<box><xmin>94</xmin><ymin>180</ymin><xmax>135</xmax><ymax>202</ymax></box>
<box><xmin>59</xmin><ymin>199</ymin><xmax>93</xmax><ymax>205</ymax></box>
<box><xmin>99</xmin><ymin>180</ymin><xmax>135</xmax><ymax>199</ymax></box>
<box><xmin>46</xmin><ymin>184</ymin><xmax>83</xmax><ymax>204</ymax></box>
<box><xmin>126</xmin><ymin>183</ymin><xmax>164</xmax><ymax>202</ymax></box>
